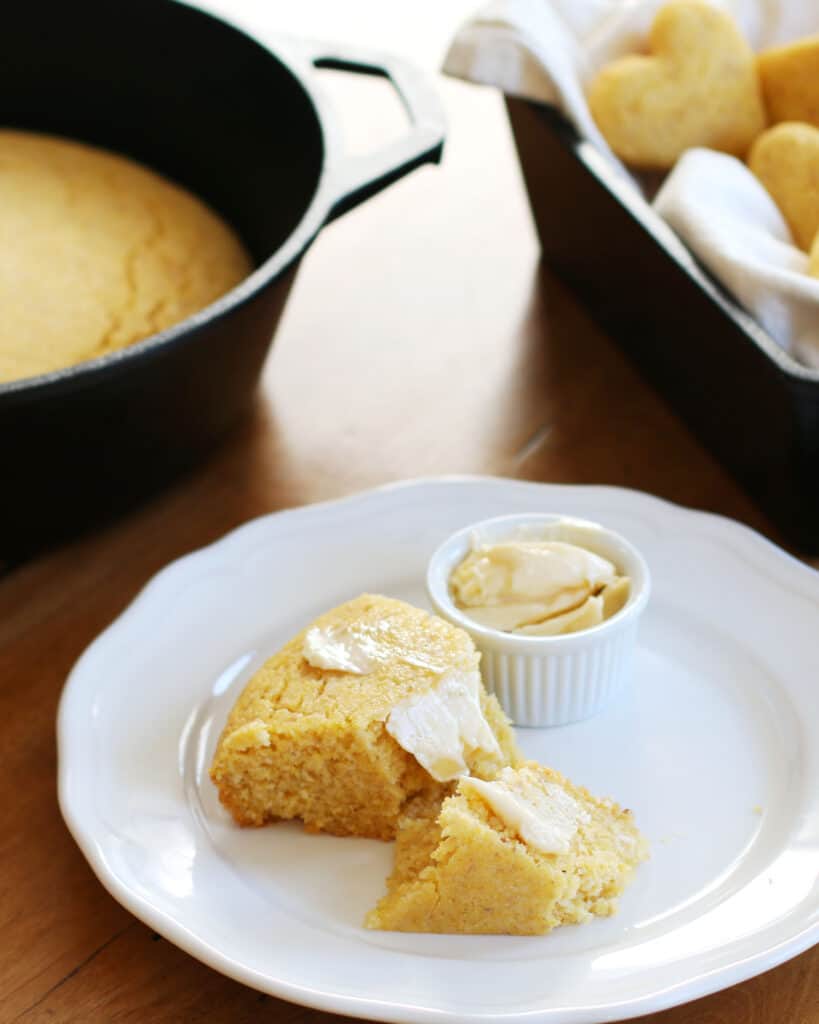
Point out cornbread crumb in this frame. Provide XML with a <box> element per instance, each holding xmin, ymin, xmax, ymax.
<box><xmin>366</xmin><ymin>762</ymin><xmax>648</xmax><ymax>934</ymax></box>
<box><xmin>222</xmin><ymin>720</ymin><xmax>271</xmax><ymax>752</ymax></box>
<box><xmin>210</xmin><ymin>594</ymin><xmax>521</xmax><ymax>840</ymax></box>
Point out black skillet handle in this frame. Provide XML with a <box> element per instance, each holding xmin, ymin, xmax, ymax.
<box><xmin>303</xmin><ymin>45</ymin><xmax>446</xmax><ymax>220</ymax></box>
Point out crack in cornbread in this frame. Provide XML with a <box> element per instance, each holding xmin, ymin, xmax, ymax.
<box><xmin>209</xmin><ymin>595</ymin><xmax>521</xmax><ymax>840</ymax></box>
<box><xmin>0</xmin><ymin>129</ymin><xmax>252</xmax><ymax>382</ymax></box>
<box><xmin>366</xmin><ymin>762</ymin><xmax>648</xmax><ymax>933</ymax></box>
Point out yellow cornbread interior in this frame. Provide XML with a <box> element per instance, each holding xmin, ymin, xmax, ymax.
<box><xmin>366</xmin><ymin>762</ymin><xmax>648</xmax><ymax>934</ymax></box>
<box><xmin>209</xmin><ymin>594</ymin><xmax>521</xmax><ymax>841</ymax></box>
<box><xmin>0</xmin><ymin>129</ymin><xmax>252</xmax><ymax>383</ymax></box>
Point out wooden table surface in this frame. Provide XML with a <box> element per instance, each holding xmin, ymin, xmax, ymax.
<box><xmin>2</xmin><ymin>3</ymin><xmax>817</xmax><ymax>1022</ymax></box>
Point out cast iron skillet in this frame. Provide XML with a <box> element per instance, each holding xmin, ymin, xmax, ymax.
<box><xmin>0</xmin><ymin>0</ymin><xmax>444</xmax><ymax>565</ymax></box>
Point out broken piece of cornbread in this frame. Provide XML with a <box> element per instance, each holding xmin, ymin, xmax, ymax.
<box><xmin>366</xmin><ymin>762</ymin><xmax>648</xmax><ymax>934</ymax></box>
<box><xmin>209</xmin><ymin>594</ymin><xmax>521</xmax><ymax>840</ymax></box>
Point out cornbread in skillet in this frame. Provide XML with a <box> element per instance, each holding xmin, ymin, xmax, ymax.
<box><xmin>366</xmin><ymin>762</ymin><xmax>648</xmax><ymax>934</ymax></box>
<box><xmin>209</xmin><ymin>594</ymin><xmax>521</xmax><ymax>840</ymax></box>
<box><xmin>0</xmin><ymin>129</ymin><xmax>252</xmax><ymax>383</ymax></box>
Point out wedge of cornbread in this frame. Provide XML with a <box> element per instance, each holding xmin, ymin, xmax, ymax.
<box><xmin>366</xmin><ymin>762</ymin><xmax>648</xmax><ymax>933</ymax></box>
<box><xmin>210</xmin><ymin>594</ymin><xmax>520</xmax><ymax>840</ymax></box>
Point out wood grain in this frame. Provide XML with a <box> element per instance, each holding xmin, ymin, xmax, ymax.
<box><xmin>1</xmin><ymin>6</ymin><xmax>817</xmax><ymax>1022</ymax></box>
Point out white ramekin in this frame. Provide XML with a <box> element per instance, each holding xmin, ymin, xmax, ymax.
<box><xmin>426</xmin><ymin>513</ymin><xmax>651</xmax><ymax>727</ymax></box>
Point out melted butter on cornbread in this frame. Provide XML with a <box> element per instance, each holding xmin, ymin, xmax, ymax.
<box><xmin>303</xmin><ymin>621</ymin><xmax>501</xmax><ymax>782</ymax></box>
<box><xmin>303</xmin><ymin>622</ymin><xmax>444</xmax><ymax>674</ymax></box>
<box><xmin>461</xmin><ymin>766</ymin><xmax>590</xmax><ymax>853</ymax></box>
<box><xmin>386</xmin><ymin>670</ymin><xmax>502</xmax><ymax>782</ymax></box>
<box><xmin>450</xmin><ymin>539</ymin><xmax>630</xmax><ymax>636</ymax></box>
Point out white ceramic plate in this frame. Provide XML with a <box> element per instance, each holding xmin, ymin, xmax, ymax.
<box><xmin>58</xmin><ymin>478</ymin><xmax>819</xmax><ymax>1024</ymax></box>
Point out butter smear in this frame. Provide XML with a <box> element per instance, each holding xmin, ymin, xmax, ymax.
<box><xmin>461</xmin><ymin>766</ymin><xmax>590</xmax><ymax>853</ymax></box>
<box><xmin>385</xmin><ymin>670</ymin><xmax>501</xmax><ymax>782</ymax></box>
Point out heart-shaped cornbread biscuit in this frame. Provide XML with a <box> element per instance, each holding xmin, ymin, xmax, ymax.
<box><xmin>588</xmin><ymin>1</ymin><xmax>766</xmax><ymax>169</ymax></box>
<box><xmin>758</xmin><ymin>36</ymin><xmax>819</xmax><ymax>128</ymax></box>
<box><xmin>748</xmin><ymin>122</ymin><xmax>819</xmax><ymax>251</ymax></box>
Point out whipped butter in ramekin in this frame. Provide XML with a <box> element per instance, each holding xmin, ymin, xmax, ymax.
<box><xmin>426</xmin><ymin>514</ymin><xmax>650</xmax><ymax>727</ymax></box>
<box><xmin>449</xmin><ymin>537</ymin><xmax>631</xmax><ymax>636</ymax></box>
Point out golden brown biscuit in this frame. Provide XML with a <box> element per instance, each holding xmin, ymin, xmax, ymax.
<box><xmin>748</xmin><ymin>122</ymin><xmax>819</xmax><ymax>251</ymax></box>
<box><xmin>588</xmin><ymin>1</ymin><xmax>766</xmax><ymax>169</ymax></box>
<box><xmin>758</xmin><ymin>36</ymin><xmax>819</xmax><ymax>128</ymax></box>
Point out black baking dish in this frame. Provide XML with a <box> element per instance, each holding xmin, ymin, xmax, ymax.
<box><xmin>506</xmin><ymin>97</ymin><xmax>819</xmax><ymax>553</ymax></box>
<box><xmin>0</xmin><ymin>0</ymin><xmax>444</xmax><ymax>565</ymax></box>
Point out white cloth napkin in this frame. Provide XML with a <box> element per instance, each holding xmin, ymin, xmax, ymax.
<box><xmin>443</xmin><ymin>0</ymin><xmax>819</xmax><ymax>369</ymax></box>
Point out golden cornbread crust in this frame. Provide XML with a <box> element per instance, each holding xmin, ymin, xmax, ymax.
<box><xmin>366</xmin><ymin>762</ymin><xmax>648</xmax><ymax>934</ymax></box>
<box><xmin>0</xmin><ymin>129</ymin><xmax>252</xmax><ymax>383</ymax></box>
<box><xmin>209</xmin><ymin>595</ymin><xmax>521</xmax><ymax>841</ymax></box>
